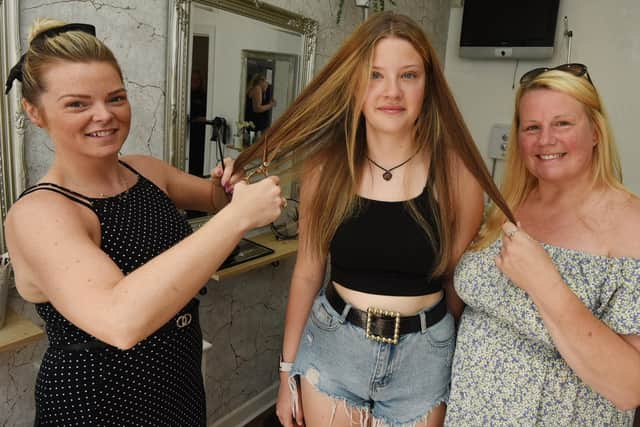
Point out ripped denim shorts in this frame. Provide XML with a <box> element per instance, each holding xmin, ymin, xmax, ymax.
<box><xmin>289</xmin><ymin>288</ymin><xmax>456</xmax><ymax>426</ymax></box>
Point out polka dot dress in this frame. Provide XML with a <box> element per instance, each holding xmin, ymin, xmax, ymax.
<box><xmin>24</xmin><ymin>162</ymin><xmax>206</xmax><ymax>426</ymax></box>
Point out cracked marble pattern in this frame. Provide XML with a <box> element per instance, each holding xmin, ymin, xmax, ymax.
<box><xmin>5</xmin><ymin>0</ymin><xmax>451</xmax><ymax>424</ymax></box>
<box><xmin>20</xmin><ymin>0</ymin><xmax>167</xmax><ymax>185</ymax></box>
<box><xmin>0</xmin><ymin>290</ymin><xmax>47</xmax><ymax>427</ymax></box>
<box><xmin>200</xmin><ymin>258</ymin><xmax>294</xmax><ymax>420</ymax></box>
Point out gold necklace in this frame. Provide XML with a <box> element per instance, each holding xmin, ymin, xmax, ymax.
<box><xmin>97</xmin><ymin>166</ymin><xmax>128</xmax><ymax>198</ymax></box>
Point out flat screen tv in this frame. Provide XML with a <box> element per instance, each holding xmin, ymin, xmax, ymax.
<box><xmin>459</xmin><ymin>0</ymin><xmax>561</xmax><ymax>60</ymax></box>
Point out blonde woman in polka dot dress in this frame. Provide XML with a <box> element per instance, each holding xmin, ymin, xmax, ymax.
<box><xmin>3</xmin><ymin>19</ymin><xmax>284</xmax><ymax>426</ymax></box>
<box><xmin>445</xmin><ymin>64</ymin><xmax>640</xmax><ymax>425</ymax></box>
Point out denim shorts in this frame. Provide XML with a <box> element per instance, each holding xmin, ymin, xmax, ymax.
<box><xmin>289</xmin><ymin>289</ymin><xmax>456</xmax><ymax>426</ymax></box>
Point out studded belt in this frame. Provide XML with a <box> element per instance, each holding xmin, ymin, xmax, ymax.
<box><xmin>324</xmin><ymin>282</ymin><xmax>447</xmax><ymax>344</ymax></box>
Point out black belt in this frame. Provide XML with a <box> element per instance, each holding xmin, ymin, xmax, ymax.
<box><xmin>51</xmin><ymin>299</ymin><xmax>199</xmax><ymax>352</ymax></box>
<box><xmin>325</xmin><ymin>282</ymin><xmax>447</xmax><ymax>344</ymax></box>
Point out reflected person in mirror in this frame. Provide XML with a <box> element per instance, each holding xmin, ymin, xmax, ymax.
<box><xmin>446</xmin><ymin>64</ymin><xmax>640</xmax><ymax>425</ymax></box>
<box><xmin>3</xmin><ymin>18</ymin><xmax>285</xmax><ymax>426</ymax></box>
<box><xmin>234</xmin><ymin>11</ymin><xmax>513</xmax><ymax>427</ymax></box>
<box><xmin>244</xmin><ymin>73</ymin><xmax>276</xmax><ymax>136</ymax></box>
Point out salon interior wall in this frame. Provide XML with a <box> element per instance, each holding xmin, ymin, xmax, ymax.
<box><xmin>3</xmin><ymin>0</ymin><xmax>450</xmax><ymax>425</ymax></box>
<box><xmin>444</xmin><ymin>0</ymin><xmax>640</xmax><ymax>193</ymax></box>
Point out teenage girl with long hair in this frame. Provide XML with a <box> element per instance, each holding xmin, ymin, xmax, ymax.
<box><xmin>235</xmin><ymin>12</ymin><xmax>513</xmax><ymax>426</ymax></box>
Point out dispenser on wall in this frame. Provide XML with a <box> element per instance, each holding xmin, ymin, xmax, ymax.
<box><xmin>488</xmin><ymin>124</ymin><xmax>510</xmax><ymax>178</ymax></box>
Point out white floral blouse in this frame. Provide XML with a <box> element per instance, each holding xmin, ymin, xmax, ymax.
<box><xmin>445</xmin><ymin>239</ymin><xmax>639</xmax><ymax>426</ymax></box>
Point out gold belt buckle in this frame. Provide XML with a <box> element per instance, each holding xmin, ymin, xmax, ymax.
<box><xmin>365</xmin><ymin>307</ymin><xmax>400</xmax><ymax>344</ymax></box>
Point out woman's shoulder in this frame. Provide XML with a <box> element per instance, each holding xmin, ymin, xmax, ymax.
<box><xmin>9</xmin><ymin>180</ymin><xmax>87</xmax><ymax>221</ymax></box>
<box><xmin>120</xmin><ymin>154</ymin><xmax>163</xmax><ymax>171</ymax></box>
<box><xmin>120</xmin><ymin>154</ymin><xmax>171</xmax><ymax>182</ymax></box>
<box><xmin>6</xmin><ymin>182</ymin><xmax>98</xmax><ymax>252</ymax></box>
<box><xmin>600</xmin><ymin>188</ymin><xmax>640</xmax><ymax>259</ymax></box>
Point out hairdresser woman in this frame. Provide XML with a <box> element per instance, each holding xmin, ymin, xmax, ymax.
<box><xmin>3</xmin><ymin>19</ymin><xmax>284</xmax><ymax>426</ymax></box>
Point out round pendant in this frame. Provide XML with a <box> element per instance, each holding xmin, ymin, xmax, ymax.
<box><xmin>382</xmin><ymin>171</ymin><xmax>392</xmax><ymax>181</ymax></box>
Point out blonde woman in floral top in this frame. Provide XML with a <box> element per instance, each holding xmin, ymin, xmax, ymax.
<box><xmin>445</xmin><ymin>64</ymin><xmax>640</xmax><ymax>426</ymax></box>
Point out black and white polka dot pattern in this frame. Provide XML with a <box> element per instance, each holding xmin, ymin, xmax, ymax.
<box><xmin>27</xmin><ymin>162</ymin><xmax>205</xmax><ymax>426</ymax></box>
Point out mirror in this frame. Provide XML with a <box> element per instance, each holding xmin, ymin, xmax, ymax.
<box><xmin>0</xmin><ymin>0</ymin><xmax>26</xmax><ymax>253</ymax></box>
<box><xmin>165</xmin><ymin>0</ymin><xmax>317</xmax><ymax>222</ymax></box>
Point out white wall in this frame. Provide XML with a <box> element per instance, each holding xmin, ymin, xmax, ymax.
<box><xmin>444</xmin><ymin>1</ymin><xmax>640</xmax><ymax>192</ymax></box>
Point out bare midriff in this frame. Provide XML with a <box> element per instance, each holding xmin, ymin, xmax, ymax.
<box><xmin>333</xmin><ymin>281</ymin><xmax>444</xmax><ymax>316</ymax></box>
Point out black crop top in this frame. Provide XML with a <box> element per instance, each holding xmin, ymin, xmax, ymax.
<box><xmin>329</xmin><ymin>184</ymin><xmax>443</xmax><ymax>296</ymax></box>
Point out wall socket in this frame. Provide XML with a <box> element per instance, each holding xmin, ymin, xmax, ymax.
<box><xmin>488</xmin><ymin>124</ymin><xmax>510</xmax><ymax>160</ymax></box>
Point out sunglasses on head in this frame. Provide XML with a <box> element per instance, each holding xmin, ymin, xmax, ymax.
<box><xmin>519</xmin><ymin>63</ymin><xmax>593</xmax><ymax>86</ymax></box>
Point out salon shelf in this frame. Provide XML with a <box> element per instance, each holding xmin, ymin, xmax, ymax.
<box><xmin>0</xmin><ymin>308</ymin><xmax>45</xmax><ymax>353</ymax></box>
<box><xmin>212</xmin><ymin>232</ymin><xmax>297</xmax><ymax>281</ymax></box>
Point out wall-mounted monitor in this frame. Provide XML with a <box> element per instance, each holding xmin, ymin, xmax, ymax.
<box><xmin>459</xmin><ymin>0</ymin><xmax>560</xmax><ymax>60</ymax></box>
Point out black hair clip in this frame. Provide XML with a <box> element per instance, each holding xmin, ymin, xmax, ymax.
<box><xmin>33</xmin><ymin>23</ymin><xmax>96</xmax><ymax>43</ymax></box>
<box><xmin>4</xmin><ymin>23</ymin><xmax>96</xmax><ymax>95</ymax></box>
<box><xmin>5</xmin><ymin>54</ymin><xmax>25</xmax><ymax>95</ymax></box>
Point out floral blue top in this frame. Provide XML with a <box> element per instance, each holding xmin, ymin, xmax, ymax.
<box><xmin>445</xmin><ymin>239</ymin><xmax>640</xmax><ymax>426</ymax></box>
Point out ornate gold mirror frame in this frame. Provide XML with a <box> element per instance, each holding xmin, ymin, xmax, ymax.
<box><xmin>0</xmin><ymin>0</ymin><xmax>26</xmax><ymax>253</ymax></box>
<box><xmin>165</xmin><ymin>0</ymin><xmax>317</xmax><ymax>226</ymax></box>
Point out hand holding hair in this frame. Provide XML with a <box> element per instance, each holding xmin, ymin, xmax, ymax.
<box><xmin>496</xmin><ymin>221</ymin><xmax>562</xmax><ymax>298</ymax></box>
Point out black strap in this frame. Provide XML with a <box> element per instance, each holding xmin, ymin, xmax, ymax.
<box><xmin>18</xmin><ymin>159</ymin><xmax>138</xmax><ymax>209</ymax></box>
<box><xmin>325</xmin><ymin>282</ymin><xmax>447</xmax><ymax>336</ymax></box>
<box><xmin>19</xmin><ymin>182</ymin><xmax>94</xmax><ymax>211</ymax></box>
<box><xmin>119</xmin><ymin>159</ymin><xmax>141</xmax><ymax>176</ymax></box>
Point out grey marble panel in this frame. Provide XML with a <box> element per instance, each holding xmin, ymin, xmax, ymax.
<box><xmin>200</xmin><ymin>258</ymin><xmax>293</xmax><ymax>421</ymax></box>
<box><xmin>20</xmin><ymin>0</ymin><xmax>167</xmax><ymax>185</ymax></box>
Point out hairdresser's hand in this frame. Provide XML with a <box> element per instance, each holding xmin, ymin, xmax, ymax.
<box><xmin>276</xmin><ymin>372</ymin><xmax>304</xmax><ymax>427</ymax></box>
<box><xmin>209</xmin><ymin>158</ymin><xmax>233</xmax><ymax>190</ymax></box>
<box><xmin>211</xmin><ymin>157</ymin><xmax>247</xmax><ymax>196</ymax></box>
<box><xmin>229</xmin><ymin>176</ymin><xmax>283</xmax><ymax>230</ymax></box>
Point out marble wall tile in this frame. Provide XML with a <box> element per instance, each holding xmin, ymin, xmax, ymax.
<box><xmin>20</xmin><ymin>0</ymin><xmax>167</xmax><ymax>185</ymax></box>
<box><xmin>199</xmin><ymin>258</ymin><xmax>293</xmax><ymax>421</ymax></box>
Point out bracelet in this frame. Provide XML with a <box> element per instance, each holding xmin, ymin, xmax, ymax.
<box><xmin>279</xmin><ymin>354</ymin><xmax>293</xmax><ymax>373</ymax></box>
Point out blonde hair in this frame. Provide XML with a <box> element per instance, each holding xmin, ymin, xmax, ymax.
<box><xmin>21</xmin><ymin>18</ymin><xmax>122</xmax><ymax>103</ymax></box>
<box><xmin>235</xmin><ymin>12</ymin><xmax>512</xmax><ymax>275</ymax></box>
<box><xmin>475</xmin><ymin>69</ymin><xmax>626</xmax><ymax>249</ymax></box>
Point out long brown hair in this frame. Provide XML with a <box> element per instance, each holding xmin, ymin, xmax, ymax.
<box><xmin>235</xmin><ymin>12</ymin><xmax>513</xmax><ymax>274</ymax></box>
<box><xmin>475</xmin><ymin>69</ymin><xmax>626</xmax><ymax>249</ymax></box>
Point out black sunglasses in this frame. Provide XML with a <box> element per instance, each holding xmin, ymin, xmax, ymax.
<box><xmin>519</xmin><ymin>63</ymin><xmax>593</xmax><ymax>86</ymax></box>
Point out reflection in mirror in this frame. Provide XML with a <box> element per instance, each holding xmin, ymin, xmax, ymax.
<box><xmin>0</xmin><ymin>0</ymin><xmax>25</xmax><ymax>253</ymax></box>
<box><xmin>166</xmin><ymin>0</ymin><xmax>317</xmax><ymax>224</ymax></box>
<box><xmin>240</xmin><ymin>50</ymin><xmax>298</xmax><ymax>144</ymax></box>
